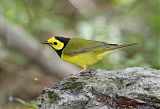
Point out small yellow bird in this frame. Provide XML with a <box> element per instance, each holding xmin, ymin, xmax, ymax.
<box><xmin>42</xmin><ymin>36</ymin><xmax>136</xmax><ymax>69</ymax></box>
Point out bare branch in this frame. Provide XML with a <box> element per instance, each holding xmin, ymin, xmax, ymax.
<box><xmin>68</xmin><ymin>0</ymin><xmax>99</xmax><ymax>16</ymax></box>
<box><xmin>0</xmin><ymin>16</ymin><xmax>79</xmax><ymax>79</ymax></box>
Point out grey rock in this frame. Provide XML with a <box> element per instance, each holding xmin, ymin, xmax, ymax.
<box><xmin>37</xmin><ymin>67</ymin><xmax>160</xmax><ymax>109</ymax></box>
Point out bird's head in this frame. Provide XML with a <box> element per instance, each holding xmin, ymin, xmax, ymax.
<box><xmin>42</xmin><ymin>36</ymin><xmax>70</xmax><ymax>56</ymax></box>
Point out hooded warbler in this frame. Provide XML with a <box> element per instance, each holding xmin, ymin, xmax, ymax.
<box><xmin>42</xmin><ymin>36</ymin><xmax>136</xmax><ymax>69</ymax></box>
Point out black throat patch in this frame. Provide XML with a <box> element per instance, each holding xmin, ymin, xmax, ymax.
<box><xmin>51</xmin><ymin>36</ymin><xmax>70</xmax><ymax>57</ymax></box>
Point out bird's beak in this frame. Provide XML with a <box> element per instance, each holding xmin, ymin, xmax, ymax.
<box><xmin>41</xmin><ymin>41</ymin><xmax>49</xmax><ymax>44</ymax></box>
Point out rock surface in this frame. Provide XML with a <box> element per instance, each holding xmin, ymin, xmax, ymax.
<box><xmin>37</xmin><ymin>67</ymin><xmax>160</xmax><ymax>109</ymax></box>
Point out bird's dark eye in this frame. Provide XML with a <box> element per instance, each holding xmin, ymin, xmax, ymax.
<box><xmin>54</xmin><ymin>42</ymin><xmax>58</xmax><ymax>45</ymax></box>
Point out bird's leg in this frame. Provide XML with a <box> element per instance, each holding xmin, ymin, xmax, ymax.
<box><xmin>79</xmin><ymin>66</ymin><xmax>88</xmax><ymax>73</ymax></box>
<box><xmin>64</xmin><ymin>66</ymin><xmax>87</xmax><ymax>79</ymax></box>
<box><xmin>78</xmin><ymin>66</ymin><xmax>96</xmax><ymax>76</ymax></box>
<box><xmin>64</xmin><ymin>66</ymin><xmax>96</xmax><ymax>79</ymax></box>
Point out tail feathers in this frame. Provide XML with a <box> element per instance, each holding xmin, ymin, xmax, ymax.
<box><xmin>108</xmin><ymin>42</ymin><xmax>137</xmax><ymax>50</ymax></box>
<box><xmin>97</xmin><ymin>43</ymin><xmax>137</xmax><ymax>59</ymax></box>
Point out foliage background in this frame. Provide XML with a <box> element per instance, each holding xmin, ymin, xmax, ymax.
<box><xmin>0</xmin><ymin>0</ymin><xmax>159</xmax><ymax>108</ymax></box>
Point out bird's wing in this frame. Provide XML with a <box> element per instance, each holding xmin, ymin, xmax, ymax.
<box><xmin>63</xmin><ymin>38</ymin><xmax>135</xmax><ymax>56</ymax></box>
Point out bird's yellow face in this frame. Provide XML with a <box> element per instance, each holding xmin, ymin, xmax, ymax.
<box><xmin>42</xmin><ymin>36</ymin><xmax>70</xmax><ymax>57</ymax></box>
<box><xmin>48</xmin><ymin>37</ymin><xmax>64</xmax><ymax>50</ymax></box>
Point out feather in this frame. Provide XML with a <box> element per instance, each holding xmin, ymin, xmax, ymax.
<box><xmin>63</xmin><ymin>38</ymin><xmax>137</xmax><ymax>56</ymax></box>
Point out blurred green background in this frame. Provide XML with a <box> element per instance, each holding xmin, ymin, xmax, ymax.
<box><xmin>0</xmin><ymin>0</ymin><xmax>159</xmax><ymax>109</ymax></box>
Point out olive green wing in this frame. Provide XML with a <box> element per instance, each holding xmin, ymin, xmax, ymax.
<box><xmin>63</xmin><ymin>38</ymin><xmax>136</xmax><ymax>56</ymax></box>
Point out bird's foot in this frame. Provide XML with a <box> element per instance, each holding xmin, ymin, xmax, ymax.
<box><xmin>64</xmin><ymin>68</ymin><xmax>96</xmax><ymax>79</ymax></box>
<box><xmin>79</xmin><ymin>68</ymin><xmax>96</xmax><ymax>76</ymax></box>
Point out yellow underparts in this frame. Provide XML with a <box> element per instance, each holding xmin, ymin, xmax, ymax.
<box><xmin>61</xmin><ymin>49</ymin><xmax>112</xmax><ymax>69</ymax></box>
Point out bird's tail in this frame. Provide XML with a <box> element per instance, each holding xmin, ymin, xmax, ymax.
<box><xmin>108</xmin><ymin>42</ymin><xmax>137</xmax><ymax>50</ymax></box>
<box><xmin>97</xmin><ymin>43</ymin><xmax>137</xmax><ymax>58</ymax></box>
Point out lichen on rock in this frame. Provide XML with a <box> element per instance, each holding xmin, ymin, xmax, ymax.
<box><xmin>37</xmin><ymin>67</ymin><xmax>160</xmax><ymax>109</ymax></box>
